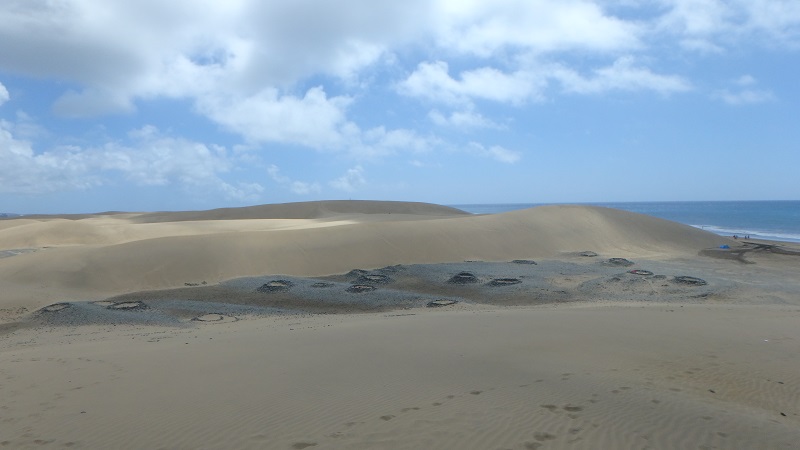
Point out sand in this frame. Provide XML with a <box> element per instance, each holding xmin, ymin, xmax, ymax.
<box><xmin>1</xmin><ymin>200</ymin><xmax>799</xmax><ymax>449</ymax></box>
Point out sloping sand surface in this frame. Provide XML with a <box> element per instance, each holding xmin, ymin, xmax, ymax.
<box><xmin>0</xmin><ymin>202</ymin><xmax>728</xmax><ymax>310</ymax></box>
<box><xmin>1</xmin><ymin>201</ymin><xmax>799</xmax><ymax>449</ymax></box>
<box><xmin>2</xmin><ymin>305</ymin><xmax>799</xmax><ymax>449</ymax></box>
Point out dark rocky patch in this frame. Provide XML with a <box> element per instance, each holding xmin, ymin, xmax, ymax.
<box><xmin>580</xmin><ymin>251</ymin><xmax>598</xmax><ymax>257</ymax></box>
<box><xmin>512</xmin><ymin>259</ymin><xmax>537</xmax><ymax>265</ymax></box>
<box><xmin>310</xmin><ymin>282</ymin><xmax>335</xmax><ymax>288</ymax></box>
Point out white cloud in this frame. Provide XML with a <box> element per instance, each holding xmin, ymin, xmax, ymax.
<box><xmin>716</xmin><ymin>89</ymin><xmax>775</xmax><ymax>106</ymax></box>
<box><xmin>0</xmin><ymin>81</ymin><xmax>8</xmax><ymax>106</ymax></box>
<box><xmin>398</xmin><ymin>61</ymin><xmax>545</xmax><ymax>105</ymax></box>
<box><xmin>657</xmin><ymin>0</ymin><xmax>800</xmax><ymax>50</ymax></box>
<box><xmin>554</xmin><ymin>57</ymin><xmax>692</xmax><ymax>95</ymax></box>
<box><xmin>267</xmin><ymin>164</ymin><xmax>321</xmax><ymax>195</ymax></box>
<box><xmin>198</xmin><ymin>86</ymin><xmax>352</xmax><ymax>150</ymax></box>
<box><xmin>402</xmin><ymin>57</ymin><xmax>690</xmax><ymax>106</ymax></box>
<box><xmin>735</xmin><ymin>75</ymin><xmax>757</xmax><ymax>86</ymax></box>
<box><xmin>434</xmin><ymin>0</ymin><xmax>642</xmax><ymax>56</ymax></box>
<box><xmin>330</xmin><ymin>166</ymin><xmax>366</xmax><ymax>192</ymax></box>
<box><xmin>429</xmin><ymin>109</ymin><xmax>502</xmax><ymax>129</ymax></box>
<box><xmin>467</xmin><ymin>142</ymin><xmax>522</xmax><ymax>163</ymax></box>
<box><xmin>0</xmin><ymin>122</ymin><xmax>261</xmax><ymax>200</ymax></box>
<box><xmin>714</xmin><ymin>75</ymin><xmax>775</xmax><ymax>105</ymax></box>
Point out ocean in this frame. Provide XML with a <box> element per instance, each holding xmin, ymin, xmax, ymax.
<box><xmin>450</xmin><ymin>201</ymin><xmax>800</xmax><ymax>243</ymax></box>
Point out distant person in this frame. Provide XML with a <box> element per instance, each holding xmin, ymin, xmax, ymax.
<box><xmin>733</xmin><ymin>235</ymin><xmax>738</xmax><ymax>240</ymax></box>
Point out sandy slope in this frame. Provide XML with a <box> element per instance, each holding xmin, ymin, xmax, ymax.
<box><xmin>0</xmin><ymin>202</ymin><xmax>728</xmax><ymax>311</ymax></box>
<box><xmin>1</xmin><ymin>305</ymin><xmax>799</xmax><ymax>449</ymax></box>
<box><xmin>1</xmin><ymin>201</ymin><xmax>799</xmax><ymax>449</ymax></box>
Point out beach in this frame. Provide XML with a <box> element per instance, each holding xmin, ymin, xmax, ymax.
<box><xmin>1</xmin><ymin>201</ymin><xmax>799</xmax><ymax>449</ymax></box>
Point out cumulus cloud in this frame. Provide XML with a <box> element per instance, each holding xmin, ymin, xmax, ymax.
<box><xmin>657</xmin><ymin>0</ymin><xmax>800</xmax><ymax>50</ymax></box>
<box><xmin>198</xmin><ymin>86</ymin><xmax>352</xmax><ymax>149</ymax></box>
<box><xmin>401</xmin><ymin>57</ymin><xmax>690</xmax><ymax>106</ymax></box>
<box><xmin>714</xmin><ymin>75</ymin><xmax>775</xmax><ymax>105</ymax></box>
<box><xmin>1</xmin><ymin>0</ymin><xmax>797</xmax><ymax>202</ymax></box>
<box><xmin>399</xmin><ymin>61</ymin><xmax>545</xmax><ymax>105</ymax></box>
<box><xmin>434</xmin><ymin>0</ymin><xmax>642</xmax><ymax>56</ymax></box>
<box><xmin>428</xmin><ymin>109</ymin><xmax>503</xmax><ymax>129</ymax></box>
<box><xmin>467</xmin><ymin>142</ymin><xmax>522</xmax><ymax>163</ymax></box>
<box><xmin>0</xmin><ymin>122</ymin><xmax>262</xmax><ymax>200</ymax></box>
<box><xmin>554</xmin><ymin>56</ymin><xmax>692</xmax><ymax>95</ymax></box>
<box><xmin>0</xmin><ymin>81</ymin><xmax>8</xmax><ymax>106</ymax></box>
<box><xmin>267</xmin><ymin>164</ymin><xmax>321</xmax><ymax>195</ymax></box>
<box><xmin>330</xmin><ymin>166</ymin><xmax>366</xmax><ymax>192</ymax></box>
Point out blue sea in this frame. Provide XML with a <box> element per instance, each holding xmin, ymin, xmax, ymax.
<box><xmin>450</xmin><ymin>201</ymin><xmax>800</xmax><ymax>243</ymax></box>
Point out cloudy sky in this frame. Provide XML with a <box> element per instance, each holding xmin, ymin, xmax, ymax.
<box><xmin>1</xmin><ymin>0</ymin><xmax>799</xmax><ymax>213</ymax></box>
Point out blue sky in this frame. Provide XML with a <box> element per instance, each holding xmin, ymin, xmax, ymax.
<box><xmin>1</xmin><ymin>0</ymin><xmax>799</xmax><ymax>214</ymax></box>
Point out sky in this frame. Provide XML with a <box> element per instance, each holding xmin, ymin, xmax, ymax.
<box><xmin>1</xmin><ymin>0</ymin><xmax>799</xmax><ymax>214</ymax></box>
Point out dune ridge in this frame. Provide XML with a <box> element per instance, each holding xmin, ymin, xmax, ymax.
<box><xmin>0</xmin><ymin>202</ymin><xmax>729</xmax><ymax>310</ymax></box>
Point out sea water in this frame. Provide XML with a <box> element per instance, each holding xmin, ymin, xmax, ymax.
<box><xmin>451</xmin><ymin>201</ymin><xmax>800</xmax><ymax>243</ymax></box>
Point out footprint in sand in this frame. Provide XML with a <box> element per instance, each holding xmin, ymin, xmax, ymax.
<box><xmin>291</xmin><ymin>443</ymin><xmax>317</xmax><ymax>449</ymax></box>
<box><xmin>380</xmin><ymin>415</ymin><xmax>395</xmax><ymax>421</ymax></box>
<box><xmin>533</xmin><ymin>432</ymin><xmax>557</xmax><ymax>441</ymax></box>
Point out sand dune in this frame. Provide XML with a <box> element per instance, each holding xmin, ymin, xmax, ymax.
<box><xmin>0</xmin><ymin>202</ymin><xmax>729</xmax><ymax>310</ymax></box>
<box><xmin>2</xmin><ymin>201</ymin><xmax>799</xmax><ymax>449</ymax></box>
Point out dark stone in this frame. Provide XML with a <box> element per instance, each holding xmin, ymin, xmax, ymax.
<box><xmin>607</xmin><ymin>258</ymin><xmax>634</xmax><ymax>267</ymax></box>
<box><xmin>346</xmin><ymin>284</ymin><xmax>376</xmax><ymax>293</ymax></box>
<box><xmin>427</xmin><ymin>299</ymin><xmax>458</xmax><ymax>307</ymax></box>
<box><xmin>107</xmin><ymin>301</ymin><xmax>148</xmax><ymax>311</ymax></box>
<box><xmin>40</xmin><ymin>303</ymin><xmax>71</xmax><ymax>313</ymax></box>
<box><xmin>448</xmin><ymin>272</ymin><xmax>478</xmax><ymax>284</ymax></box>
<box><xmin>628</xmin><ymin>269</ymin><xmax>654</xmax><ymax>276</ymax></box>
<box><xmin>488</xmin><ymin>278</ymin><xmax>522</xmax><ymax>286</ymax></box>
<box><xmin>673</xmin><ymin>276</ymin><xmax>707</xmax><ymax>286</ymax></box>
<box><xmin>257</xmin><ymin>280</ymin><xmax>294</xmax><ymax>292</ymax></box>
<box><xmin>356</xmin><ymin>273</ymin><xmax>392</xmax><ymax>285</ymax></box>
